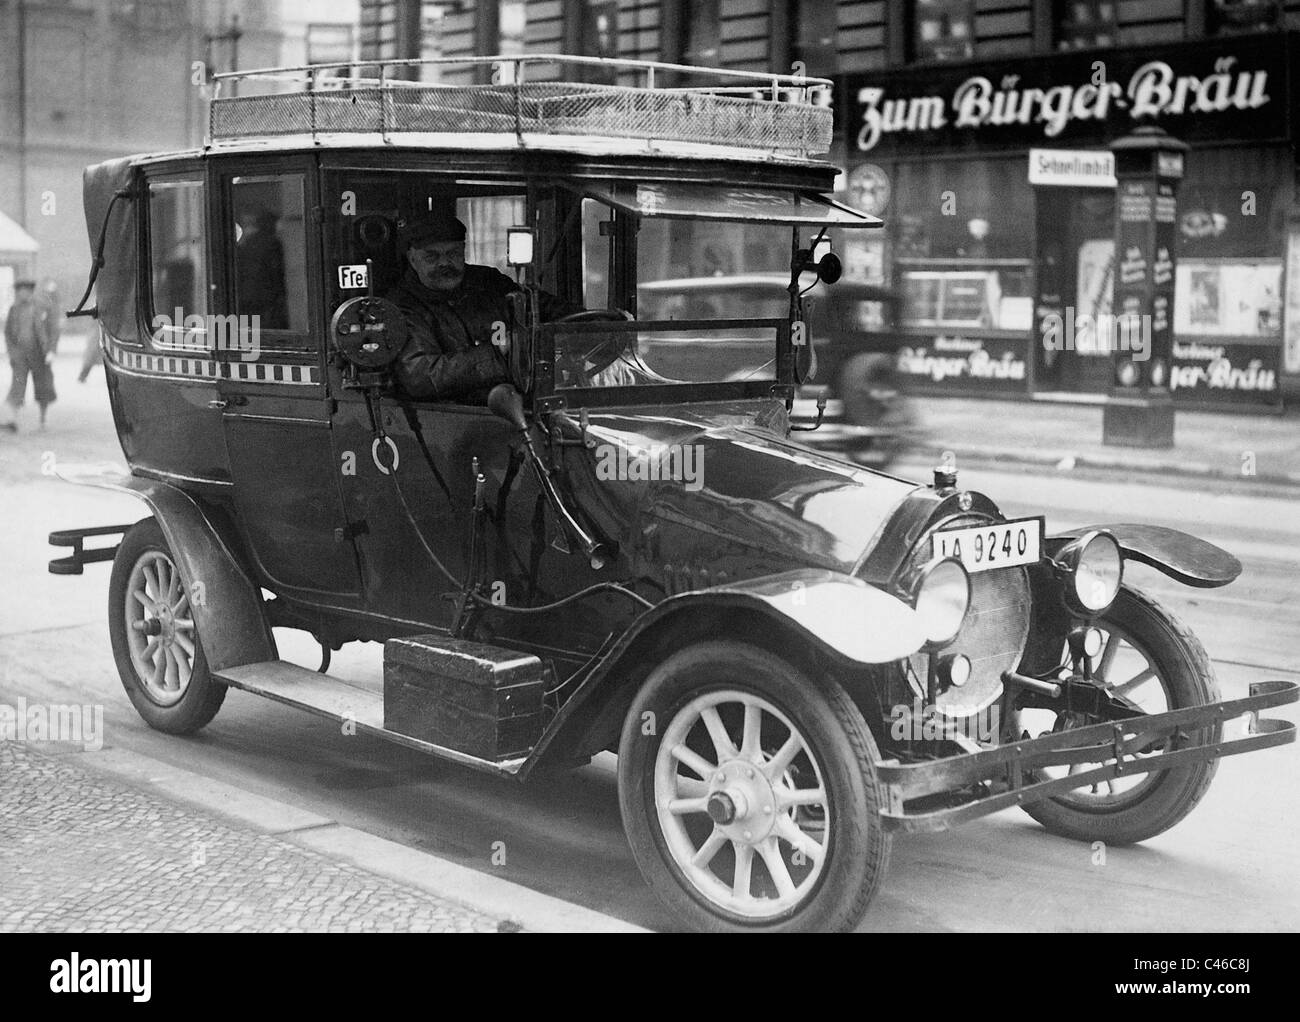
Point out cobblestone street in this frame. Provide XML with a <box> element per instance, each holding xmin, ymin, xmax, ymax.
<box><xmin>0</xmin><ymin>742</ymin><xmax>506</xmax><ymax>933</ymax></box>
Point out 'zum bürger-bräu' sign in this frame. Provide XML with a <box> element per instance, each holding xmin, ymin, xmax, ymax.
<box><xmin>844</xmin><ymin>35</ymin><xmax>1286</xmax><ymax>157</ymax></box>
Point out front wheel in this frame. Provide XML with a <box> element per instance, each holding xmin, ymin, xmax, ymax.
<box><xmin>618</xmin><ymin>641</ymin><xmax>890</xmax><ymax>932</ymax></box>
<box><xmin>1019</xmin><ymin>585</ymin><xmax>1220</xmax><ymax>845</ymax></box>
<box><xmin>108</xmin><ymin>518</ymin><xmax>226</xmax><ymax>734</ymax></box>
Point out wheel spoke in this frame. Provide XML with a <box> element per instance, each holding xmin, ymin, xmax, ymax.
<box><xmin>732</xmin><ymin>842</ymin><xmax>754</xmax><ymax>900</ymax></box>
<box><xmin>174</xmin><ymin>644</ymin><xmax>192</xmax><ymax>687</ymax></box>
<box><xmin>740</xmin><ymin>701</ymin><xmax>762</xmax><ymax>758</ymax></box>
<box><xmin>172</xmin><ymin>618</ymin><xmax>195</xmax><ymax>632</ymax></box>
<box><xmin>691</xmin><ymin>827</ymin><xmax>728</xmax><ymax>869</ymax></box>
<box><xmin>1111</xmin><ymin>667</ymin><xmax>1157</xmax><ymax>697</ymax></box>
<box><xmin>671</xmin><ymin>743</ymin><xmax>716</xmax><ymax>781</ymax></box>
<box><xmin>757</xmin><ymin>838</ymin><xmax>796</xmax><ymax>898</ymax></box>
<box><xmin>674</xmin><ymin>776</ymin><xmax>709</xmax><ymax>799</ymax></box>
<box><xmin>1096</xmin><ymin>631</ymin><xmax>1121</xmax><ymax>679</ymax></box>
<box><xmin>165</xmin><ymin>563</ymin><xmax>179</xmax><ymax>603</ymax></box>
<box><xmin>164</xmin><ymin>647</ymin><xmax>180</xmax><ymax>690</ymax></box>
<box><xmin>763</xmin><ymin>734</ymin><xmax>802</xmax><ymax>781</ymax></box>
<box><xmin>700</xmin><ymin>706</ymin><xmax>737</xmax><ymax>761</ymax></box>
<box><xmin>150</xmin><ymin>649</ymin><xmax>165</xmax><ymax>689</ymax></box>
<box><xmin>776</xmin><ymin>786</ymin><xmax>827</xmax><ymax>809</ymax></box>
<box><xmin>140</xmin><ymin>637</ymin><xmax>160</xmax><ymax>662</ymax></box>
<box><xmin>172</xmin><ymin>592</ymin><xmax>190</xmax><ymax>616</ymax></box>
<box><xmin>775</xmin><ymin>816</ymin><xmax>825</xmax><ymax>865</ymax></box>
<box><xmin>132</xmin><ymin>590</ymin><xmax>152</xmax><ymax>610</ymax></box>
<box><xmin>666</xmin><ymin>797</ymin><xmax>710</xmax><ymax>816</ymax></box>
<box><xmin>142</xmin><ymin>563</ymin><xmax>159</xmax><ymax>600</ymax></box>
<box><xmin>173</xmin><ymin>630</ymin><xmax>195</xmax><ymax>657</ymax></box>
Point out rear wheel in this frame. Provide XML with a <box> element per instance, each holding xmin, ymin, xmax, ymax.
<box><xmin>1019</xmin><ymin>586</ymin><xmax>1220</xmax><ymax>844</ymax></box>
<box><xmin>108</xmin><ymin>518</ymin><xmax>225</xmax><ymax>734</ymax></box>
<box><xmin>618</xmin><ymin>641</ymin><xmax>890</xmax><ymax>932</ymax></box>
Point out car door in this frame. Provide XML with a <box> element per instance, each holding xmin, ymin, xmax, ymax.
<box><xmin>210</xmin><ymin>155</ymin><xmax>364</xmax><ymax>599</ymax></box>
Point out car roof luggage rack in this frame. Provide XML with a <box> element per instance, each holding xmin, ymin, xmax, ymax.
<box><xmin>207</xmin><ymin>53</ymin><xmax>834</xmax><ymax>161</ymax></box>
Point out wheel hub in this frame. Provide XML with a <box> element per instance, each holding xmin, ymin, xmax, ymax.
<box><xmin>154</xmin><ymin>603</ymin><xmax>174</xmax><ymax>644</ymax></box>
<box><xmin>708</xmin><ymin>760</ymin><xmax>776</xmax><ymax>844</ymax></box>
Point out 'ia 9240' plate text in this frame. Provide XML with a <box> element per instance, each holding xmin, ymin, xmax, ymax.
<box><xmin>933</xmin><ymin>517</ymin><xmax>1043</xmax><ymax>572</ymax></box>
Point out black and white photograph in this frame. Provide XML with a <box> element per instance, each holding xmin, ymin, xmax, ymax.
<box><xmin>1</xmin><ymin>0</ymin><xmax>1296</xmax><ymax>968</ymax></box>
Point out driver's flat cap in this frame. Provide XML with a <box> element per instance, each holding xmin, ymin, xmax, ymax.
<box><xmin>400</xmin><ymin>213</ymin><xmax>467</xmax><ymax>248</ymax></box>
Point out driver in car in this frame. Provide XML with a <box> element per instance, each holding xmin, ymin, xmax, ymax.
<box><xmin>387</xmin><ymin>213</ymin><xmax>578</xmax><ymax>402</ymax></box>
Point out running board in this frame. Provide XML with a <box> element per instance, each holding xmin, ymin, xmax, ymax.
<box><xmin>214</xmin><ymin>660</ymin><xmax>528</xmax><ymax>776</ymax></box>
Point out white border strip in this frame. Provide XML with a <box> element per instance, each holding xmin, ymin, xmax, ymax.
<box><xmin>106</xmin><ymin>339</ymin><xmax>320</xmax><ymax>385</ymax></box>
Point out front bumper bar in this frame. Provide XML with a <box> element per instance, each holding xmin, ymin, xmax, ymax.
<box><xmin>876</xmin><ymin>680</ymin><xmax>1298</xmax><ymax>833</ymax></box>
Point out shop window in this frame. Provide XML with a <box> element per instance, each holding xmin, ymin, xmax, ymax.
<box><xmin>231</xmin><ymin>175</ymin><xmax>308</xmax><ymax>333</ymax></box>
<box><xmin>148</xmin><ymin>176</ymin><xmax>207</xmax><ymax>347</ymax></box>
<box><xmin>1055</xmin><ymin>1</ymin><xmax>1118</xmax><ymax>50</ymax></box>
<box><xmin>793</xmin><ymin>0</ymin><xmax>839</xmax><ymax>76</ymax></box>
<box><xmin>495</xmin><ymin>1</ymin><xmax>528</xmax><ymax>82</ymax></box>
<box><xmin>1173</xmin><ymin>145</ymin><xmax>1288</xmax><ymax>344</ymax></box>
<box><xmin>581</xmin><ymin>0</ymin><xmax>619</xmax><ymax>60</ymax></box>
<box><xmin>1208</xmin><ymin>0</ymin><xmax>1283</xmax><ymax>35</ymax></box>
<box><xmin>912</xmin><ymin>0</ymin><xmax>975</xmax><ymax>62</ymax></box>
<box><xmin>888</xmin><ymin>158</ymin><xmax>1035</xmax><ymax>260</ymax></box>
<box><xmin>682</xmin><ymin>0</ymin><xmax>721</xmax><ymax>65</ymax></box>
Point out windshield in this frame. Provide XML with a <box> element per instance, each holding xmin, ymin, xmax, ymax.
<box><xmin>556</xmin><ymin>204</ymin><xmax>799</xmax><ymax>390</ymax></box>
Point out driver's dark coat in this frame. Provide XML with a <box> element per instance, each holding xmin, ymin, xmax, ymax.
<box><xmin>387</xmin><ymin>265</ymin><xmax>574</xmax><ymax>401</ymax></box>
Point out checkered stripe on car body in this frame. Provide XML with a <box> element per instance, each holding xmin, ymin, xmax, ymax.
<box><xmin>105</xmin><ymin>340</ymin><xmax>320</xmax><ymax>385</ymax></box>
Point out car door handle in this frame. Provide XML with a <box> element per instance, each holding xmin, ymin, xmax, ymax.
<box><xmin>208</xmin><ymin>398</ymin><xmax>228</xmax><ymax>409</ymax></box>
<box><xmin>209</xmin><ymin>395</ymin><xmax>248</xmax><ymax>409</ymax></box>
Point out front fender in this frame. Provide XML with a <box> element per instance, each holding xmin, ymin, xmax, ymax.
<box><xmin>55</xmin><ymin>465</ymin><xmax>276</xmax><ymax>671</ymax></box>
<box><xmin>522</xmin><ymin>568</ymin><xmax>926</xmax><ymax>775</ymax></box>
<box><xmin>619</xmin><ymin>568</ymin><xmax>928</xmax><ymax>668</ymax></box>
<box><xmin>1048</xmin><ymin>523</ymin><xmax>1241</xmax><ymax>589</ymax></box>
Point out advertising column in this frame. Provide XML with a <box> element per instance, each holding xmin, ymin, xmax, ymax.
<box><xmin>1102</xmin><ymin>124</ymin><xmax>1186</xmax><ymax>448</ymax></box>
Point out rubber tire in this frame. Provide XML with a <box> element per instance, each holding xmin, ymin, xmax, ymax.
<box><xmin>108</xmin><ymin>518</ymin><xmax>226</xmax><ymax>735</ymax></box>
<box><xmin>1021</xmin><ymin>585</ymin><xmax>1220</xmax><ymax>845</ymax></box>
<box><xmin>617</xmin><ymin>641</ymin><xmax>891</xmax><ymax>933</ymax></box>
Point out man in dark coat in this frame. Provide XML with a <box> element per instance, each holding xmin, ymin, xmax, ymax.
<box><xmin>386</xmin><ymin>213</ymin><xmax>577</xmax><ymax>402</ymax></box>
<box><xmin>3</xmin><ymin>279</ymin><xmax>57</xmax><ymax>431</ymax></box>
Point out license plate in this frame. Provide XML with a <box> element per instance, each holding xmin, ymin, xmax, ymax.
<box><xmin>932</xmin><ymin>517</ymin><xmax>1043</xmax><ymax>573</ymax></box>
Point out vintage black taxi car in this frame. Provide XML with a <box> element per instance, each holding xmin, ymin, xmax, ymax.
<box><xmin>51</xmin><ymin>55</ymin><xmax>1295</xmax><ymax>932</ymax></box>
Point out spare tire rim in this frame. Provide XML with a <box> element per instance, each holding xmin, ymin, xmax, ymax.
<box><xmin>654</xmin><ymin>689</ymin><xmax>831</xmax><ymax>920</ymax></box>
<box><xmin>124</xmin><ymin>549</ymin><xmax>196</xmax><ymax>707</ymax></box>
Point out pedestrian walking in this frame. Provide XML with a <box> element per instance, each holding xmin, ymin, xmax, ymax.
<box><xmin>2</xmin><ymin>279</ymin><xmax>58</xmax><ymax>431</ymax></box>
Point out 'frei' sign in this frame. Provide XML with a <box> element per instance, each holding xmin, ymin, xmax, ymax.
<box><xmin>1028</xmin><ymin>149</ymin><xmax>1116</xmax><ymax>188</ymax></box>
<box><xmin>844</xmin><ymin>35</ymin><xmax>1287</xmax><ymax>157</ymax></box>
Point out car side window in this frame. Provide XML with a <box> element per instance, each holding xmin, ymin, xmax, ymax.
<box><xmin>147</xmin><ymin>176</ymin><xmax>207</xmax><ymax>347</ymax></box>
<box><xmin>456</xmin><ymin>194</ymin><xmax>525</xmax><ymax>269</ymax></box>
<box><xmin>230</xmin><ymin>174</ymin><xmax>308</xmax><ymax>334</ymax></box>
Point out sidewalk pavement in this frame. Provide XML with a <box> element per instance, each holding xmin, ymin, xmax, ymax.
<box><xmin>0</xmin><ymin>739</ymin><xmax>642</xmax><ymax>933</ymax></box>
<box><xmin>903</xmin><ymin>396</ymin><xmax>1300</xmax><ymax>488</ymax></box>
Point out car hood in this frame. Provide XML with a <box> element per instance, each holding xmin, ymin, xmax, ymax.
<box><xmin>562</xmin><ymin>399</ymin><xmax>921</xmax><ymax>584</ymax></box>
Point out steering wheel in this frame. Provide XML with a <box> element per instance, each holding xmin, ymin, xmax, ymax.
<box><xmin>555</xmin><ymin>308</ymin><xmax>635</xmax><ymax>382</ymax></box>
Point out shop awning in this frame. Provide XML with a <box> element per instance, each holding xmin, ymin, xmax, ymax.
<box><xmin>0</xmin><ymin>210</ymin><xmax>39</xmax><ymax>255</ymax></box>
<box><xmin>572</xmin><ymin>181</ymin><xmax>882</xmax><ymax>228</ymax></box>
